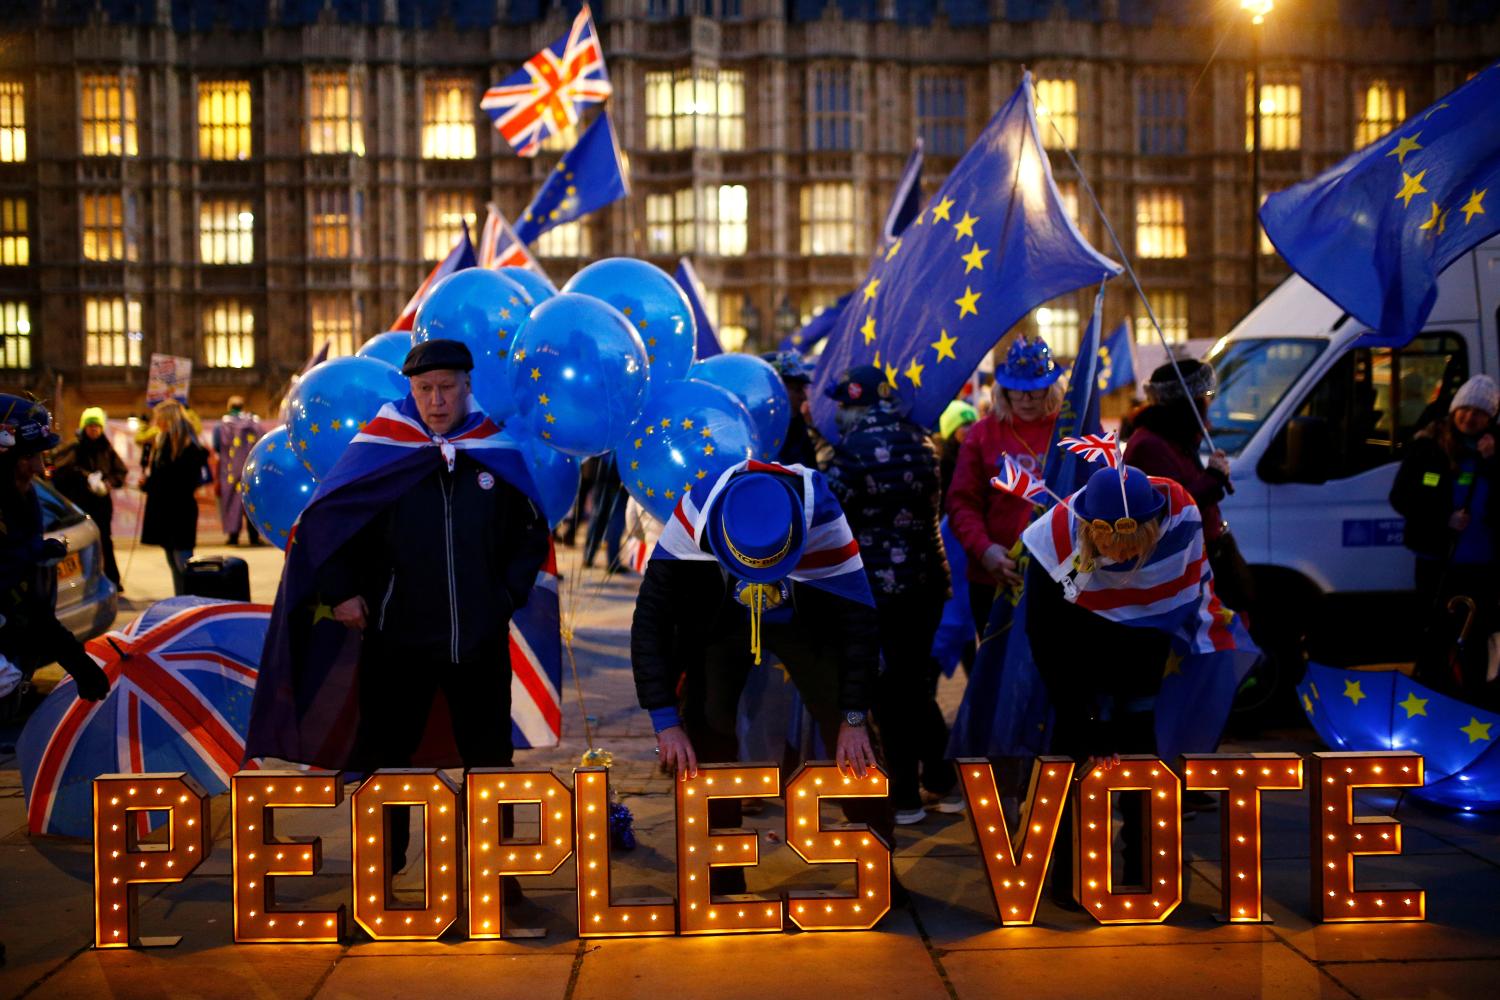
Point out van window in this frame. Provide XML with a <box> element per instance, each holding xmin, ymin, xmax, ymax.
<box><xmin>1205</xmin><ymin>338</ymin><xmax>1326</xmax><ymax>455</ymax></box>
<box><xmin>1291</xmin><ymin>332</ymin><xmax>1467</xmax><ymax>479</ymax></box>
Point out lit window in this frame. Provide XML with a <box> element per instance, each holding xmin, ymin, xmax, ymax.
<box><xmin>85</xmin><ymin>297</ymin><xmax>143</xmax><ymax>367</ymax></box>
<box><xmin>310</xmin><ymin>189</ymin><xmax>357</xmax><ymax>258</ymax></box>
<box><xmin>717</xmin><ymin>184</ymin><xmax>748</xmax><ymax>257</ymax></box>
<box><xmin>916</xmin><ymin>73</ymin><xmax>966</xmax><ymax>156</ymax></box>
<box><xmin>308</xmin><ymin>71</ymin><xmax>365</xmax><ymax>156</ymax></box>
<box><xmin>799</xmin><ymin>289</ymin><xmax>844</xmax><ymax>325</ymax></box>
<box><xmin>1245</xmin><ymin>74</ymin><xmax>1301</xmax><ymax>151</ymax></box>
<box><xmin>541</xmin><ymin>122</ymin><xmax>579</xmax><ymax>153</ymax></box>
<box><xmin>1356</xmin><ymin>80</ymin><xmax>1406</xmax><ymax>149</ymax></box>
<box><xmin>809</xmin><ymin>67</ymin><xmax>862</xmax><ymax>152</ymax></box>
<box><xmin>1032</xmin><ymin>305</ymin><xmax>1082</xmax><ymax>359</ymax></box>
<box><xmin>1137</xmin><ymin>73</ymin><xmax>1188</xmax><ymax>155</ymax></box>
<box><xmin>1135</xmin><ymin>290</ymin><xmax>1189</xmax><ymax>344</ymax></box>
<box><xmin>80</xmin><ymin>73</ymin><xmax>138</xmax><ymax>157</ymax></box>
<box><xmin>1135</xmin><ymin>189</ymin><xmax>1186</xmax><ymax>259</ymax></box>
<box><xmin>423</xmin><ymin>192</ymin><xmax>476</xmax><ymax>261</ymax></box>
<box><xmin>200</xmin><ymin>200</ymin><xmax>254</xmax><ymax>265</ymax></box>
<box><xmin>644</xmin><ymin>69</ymin><xmax>745</xmax><ymax>151</ymax></box>
<box><xmin>198</xmin><ymin>80</ymin><xmax>251</xmax><ymax>160</ymax></box>
<box><xmin>645</xmin><ymin>191</ymin><xmax>686</xmax><ymax>255</ymax></box>
<box><xmin>1056</xmin><ymin>179</ymin><xmax>1082</xmax><ymax>230</ymax></box>
<box><xmin>535</xmin><ymin>221</ymin><xmax>591</xmax><ymax>258</ymax></box>
<box><xmin>310</xmin><ymin>294</ymin><xmax>356</xmax><ymax>359</ymax></box>
<box><xmin>1035</xmin><ymin>76</ymin><xmax>1077</xmax><ymax>150</ymax></box>
<box><xmin>0</xmin><ymin>302</ymin><xmax>31</xmax><ymax>369</ymax></box>
<box><xmin>423</xmin><ymin>77</ymin><xmax>476</xmax><ymax>160</ymax></box>
<box><xmin>799</xmin><ymin>182</ymin><xmax>866</xmax><ymax>256</ymax></box>
<box><xmin>707</xmin><ymin>292</ymin><xmax>748</xmax><ymax>353</ymax></box>
<box><xmin>201</xmin><ymin>300</ymin><xmax>255</xmax><ymax>368</ymax></box>
<box><xmin>0</xmin><ymin>199</ymin><xmax>27</xmax><ymax>266</ymax></box>
<box><xmin>0</xmin><ymin>82</ymin><xmax>25</xmax><ymax>163</ymax></box>
<box><xmin>82</xmin><ymin>193</ymin><xmax>138</xmax><ymax>262</ymax></box>
<box><xmin>1259</xmin><ymin>192</ymin><xmax>1275</xmax><ymax>256</ymax></box>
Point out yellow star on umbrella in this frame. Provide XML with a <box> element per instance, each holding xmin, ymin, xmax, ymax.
<box><xmin>1343</xmin><ymin>678</ymin><xmax>1365</xmax><ymax>706</ymax></box>
<box><xmin>1461</xmin><ymin>717</ymin><xmax>1492</xmax><ymax>743</ymax></box>
<box><xmin>1398</xmin><ymin>692</ymin><xmax>1428</xmax><ymax>718</ymax></box>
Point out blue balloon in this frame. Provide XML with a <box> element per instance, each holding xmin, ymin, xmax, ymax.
<box><xmin>618</xmin><ymin>379</ymin><xmax>759</xmax><ymax>524</ymax></box>
<box><xmin>688</xmin><ymin>354</ymin><xmax>791</xmax><ymax>462</ymax></box>
<box><xmin>500</xmin><ymin>267</ymin><xmax>557</xmax><ymax>306</ymax></box>
<box><xmin>414</xmin><ymin>268</ymin><xmax>534</xmax><ymax>422</ymax></box>
<box><xmin>508</xmin><ymin>293</ymin><xmax>650</xmax><ymax>458</ymax></box>
<box><xmin>562</xmin><ymin>258</ymin><xmax>696</xmax><ymax>382</ymax></box>
<box><xmin>239</xmin><ymin>426</ymin><xmax>319</xmax><ymax>550</ymax></box>
<box><xmin>500</xmin><ymin>430</ymin><xmax>580</xmax><ymax>529</ymax></box>
<box><xmin>355</xmin><ymin>330</ymin><xmax>413</xmax><ymax>369</ymax></box>
<box><xmin>285</xmin><ymin>356</ymin><xmax>409</xmax><ymax>480</ymax></box>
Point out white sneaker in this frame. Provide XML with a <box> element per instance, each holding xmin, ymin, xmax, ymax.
<box><xmin>923</xmin><ymin>792</ymin><xmax>967</xmax><ymax>815</ymax></box>
<box><xmin>894</xmin><ymin>806</ymin><xmax>927</xmax><ymax>826</ymax></box>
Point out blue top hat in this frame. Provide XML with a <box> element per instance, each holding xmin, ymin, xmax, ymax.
<box><xmin>1072</xmin><ymin>465</ymin><xmax>1166</xmax><ymax>525</ymax></box>
<box><xmin>705</xmin><ymin>472</ymin><xmax>807</xmax><ymax>583</ymax></box>
<box><xmin>995</xmin><ymin>338</ymin><xmax>1063</xmax><ymax>391</ymax></box>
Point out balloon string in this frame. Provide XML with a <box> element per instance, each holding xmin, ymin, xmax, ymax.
<box><xmin>749</xmin><ymin>585</ymin><xmax>764</xmax><ymax>666</ymax></box>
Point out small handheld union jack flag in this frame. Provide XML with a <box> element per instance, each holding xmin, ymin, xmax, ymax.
<box><xmin>481</xmin><ymin>5</ymin><xmax>612</xmax><ymax>158</ymax></box>
<box><xmin>1057</xmin><ymin>430</ymin><xmax>1121</xmax><ymax>469</ymax></box>
<box><xmin>990</xmin><ymin>455</ymin><xmax>1049</xmax><ymax>505</ymax></box>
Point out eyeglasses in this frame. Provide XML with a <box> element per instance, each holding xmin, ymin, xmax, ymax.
<box><xmin>1007</xmin><ymin>389</ymin><xmax>1048</xmax><ymax>401</ymax></box>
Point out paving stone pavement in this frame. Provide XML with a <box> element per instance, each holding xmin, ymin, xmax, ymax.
<box><xmin>1</xmin><ymin>539</ymin><xmax>1497</xmax><ymax>1000</ymax></box>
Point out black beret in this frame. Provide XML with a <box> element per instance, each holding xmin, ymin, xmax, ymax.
<box><xmin>401</xmin><ymin>339</ymin><xmax>474</xmax><ymax>376</ymax></box>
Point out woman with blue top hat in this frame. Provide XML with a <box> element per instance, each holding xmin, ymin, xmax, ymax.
<box><xmin>631</xmin><ymin>459</ymin><xmax>893</xmax><ymax>891</ymax></box>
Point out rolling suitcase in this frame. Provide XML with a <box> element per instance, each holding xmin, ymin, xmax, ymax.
<box><xmin>181</xmin><ymin>555</ymin><xmax>251</xmax><ymax>602</ymax></box>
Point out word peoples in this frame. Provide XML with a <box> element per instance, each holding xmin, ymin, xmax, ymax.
<box><xmin>92</xmin><ymin>750</ymin><xmax>1426</xmax><ymax>948</ymax></box>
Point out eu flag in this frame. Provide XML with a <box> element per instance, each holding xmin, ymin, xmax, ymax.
<box><xmin>810</xmin><ymin>73</ymin><xmax>1119</xmax><ymax>439</ymax></box>
<box><xmin>513</xmin><ymin>111</ymin><xmax>629</xmax><ymax>245</ymax></box>
<box><xmin>673</xmin><ymin>258</ymin><xmax>723</xmax><ymax>359</ymax></box>
<box><xmin>1261</xmin><ymin>62</ymin><xmax>1500</xmax><ymax>348</ymax></box>
<box><xmin>1095</xmin><ymin>319</ymin><xmax>1136</xmax><ymax>395</ymax></box>
<box><xmin>779</xmin><ymin>292</ymin><xmax>852</xmax><ymax>353</ymax></box>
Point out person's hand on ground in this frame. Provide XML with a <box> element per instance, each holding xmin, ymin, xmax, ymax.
<box><xmin>655</xmin><ymin>725</ymin><xmax>698</xmax><ymax>778</ymax></box>
<box><xmin>332</xmin><ymin>596</ymin><xmax>368</xmax><ymax>630</ymax></box>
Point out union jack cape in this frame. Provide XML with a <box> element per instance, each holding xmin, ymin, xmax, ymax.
<box><xmin>481</xmin><ymin>5</ymin><xmax>612</xmax><ymax>158</ymax></box>
<box><xmin>1020</xmin><ymin>474</ymin><xmax>1260</xmax><ymax>761</ymax></box>
<box><xmin>244</xmin><ymin>396</ymin><xmax>562</xmax><ymax>767</ymax></box>
<box><xmin>653</xmin><ymin>459</ymin><xmax>874</xmax><ymax>607</ymax></box>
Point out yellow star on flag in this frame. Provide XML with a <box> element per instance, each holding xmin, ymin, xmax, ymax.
<box><xmin>931</xmin><ymin>329</ymin><xmax>958</xmax><ymax>362</ymax></box>
<box><xmin>1395</xmin><ymin>170</ymin><xmax>1428</xmax><ymax>208</ymax></box>
<box><xmin>860</xmin><ymin>316</ymin><xmax>877</xmax><ymax>344</ymax></box>
<box><xmin>885</xmin><ymin>238</ymin><xmax>902</xmax><ymax>262</ymax></box>
<box><xmin>904</xmin><ymin>358</ymin><xmax>924</xmax><ymax>388</ymax></box>
<box><xmin>883</xmin><ymin>363</ymin><xmax>899</xmax><ymax>388</ymax></box>
<box><xmin>960</xmin><ymin>243</ymin><xmax>989</xmax><ymax>274</ymax></box>
<box><xmin>1461</xmin><ymin>189</ymin><xmax>1486</xmax><ymax>225</ymax></box>
<box><xmin>952</xmin><ymin>212</ymin><xmax>979</xmax><ymax>240</ymax></box>
<box><xmin>1302</xmin><ymin>692</ymin><xmax>1314</xmax><ymax>714</ymax></box>
<box><xmin>863</xmin><ymin>278</ymin><xmax>881</xmax><ymax>302</ymax></box>
<box><xmin>931</xmin><ymin>196</ymin><xmax>955</xmax><ymax>222</ymax></box>
<box><xmin>1423</xmin><ymin>102</ymin><xmax>1450</xmax><ymax>120</ymax></box>
<box><xmin>1461</xmin><ymin>717</ymin><xmax>1492</xmax><ymax>743</ymax></box>
<box><xmin>1386</xmin><ymin>132</ymin><xmax>1422</xmax><ymax>165</ymax></box>
<box><xmin>1398</xmin><ymin>692</ymin><xmax>1428</xmax><ymax>718</ymax></box>
<box><xmin>1343</xmin><ymin>679</ymin><xmax>1366</xmax><ymax>706</ymax></box>
<box><xmin>955</xmin><ymin>286</ymin><xmax>981</xmax><ymax>318</ymax></box>
<box><xmin>1418</xmin><ymin>200</ymin><xmax>1449</xmax><ymax>234</ymax></box>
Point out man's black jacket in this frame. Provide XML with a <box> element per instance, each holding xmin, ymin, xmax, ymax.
<box><xmin>630</xmin><ymin>557</ymin><xmax>880</xmax><ymax>715</ymax></box>
<box><xmin>318</xmin><ymin>452</ymin><xmax>550</xmax><ymax>663</ymax></box>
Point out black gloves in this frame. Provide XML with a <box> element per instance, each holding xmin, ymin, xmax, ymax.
<box><xmin>39</xmin><ymin>538</ymin><xmax>67</xmax><ymax>563</ymax></box>
<box><xmin>59</xmin><ymin>641</ymin><xmax>110</xmax><ymax>701</ymax></box>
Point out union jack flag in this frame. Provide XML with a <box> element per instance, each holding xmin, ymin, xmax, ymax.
<box><xmin>18</xmin><ymin>597</ymin><xmax>271</xmax><ymax>838</ymax></box>
<box><xmin>654</xmin><ymin>459</ymin><xmax>874</xmax><ymax>607</ymax></box>
<box><xmin>990</xmin><ymin>454</ymin><xmax>1048</xmax><ymax>505</ymax></box>
<box><xmin>481</xmin><ymin>5</ymin><xmax>612</xmax><ymax>158</ymax></box>
<box><xmin>389</xmin><ymin>221</ymin><xmax>477</xmax><ymax>332</ymax></box>
<box><xmin>1057</xmin><ymin>430</ymin><xmax>1121</xmax><ymax>468</ymax></box>
<box><xmin>478</xmin><ymin>202</ymin><xmax>544</xmax><ymax>274</ymax></box>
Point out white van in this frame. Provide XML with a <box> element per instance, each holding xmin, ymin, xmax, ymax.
<box><xmin>1205</xmin><ymin>236</ymin><xmax>1500</xmax><ymax>706</ymax></box>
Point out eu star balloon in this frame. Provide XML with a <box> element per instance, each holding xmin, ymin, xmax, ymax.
<box><xmin>500</xmin><ymin>266</ymin><xmax>558</xmax><ymax>307</ymax></box>
<box><xmin>238</xmin><ymin>425</ymin><xmax>319</xmax><ymax>549</ymax></box>
<box><xmin>507</xmin><ymin>293</ymin><xmax>650</xmax><ymax>458</ymax></box>
<box><xmin>500</xmin><ymin>429</ymin><xmax>581</xmax><ymax>529</ymax></box>
<box><xmin>617</xmin><ymin>378</ymin><xmax>759</xmax><ymax>524</ymax></box>
<box><xmin>562</xmin><ymin>258</ymin><xmax>697</xmax><ymax>383</ymax></box>
<box><xmin>688</xmin><ymin>353</ymin><xmax>791</xmax><ymax>462</ymax></box>
<box><xmin>354</xmin><ymin>330</ymin><xmax>413</xmax><ymax>369</ymax></box>
<box><xmin>284</xmin><ymin>356</ymin><xmax>409</xmax><ymax>480</ymax></box>
<box><xmin>413</xmin><ymin>268</ymin><xmax>535</xmax><ymax>423</ymax></box>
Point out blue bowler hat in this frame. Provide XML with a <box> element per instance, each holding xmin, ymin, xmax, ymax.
<box><xmin>995</xmin><ymin>337</ymin><xmax>1063</xmax><ymax>391</ymax></box>
<box><xmin>1072</xmin><ymin>465</ymin><xmax>1166</xmax><ymax>526</ymax></box>
<box><xmin>705</xmin><ymin>472</ymin><xmax>807</xmax><ymax>583</ymax></box>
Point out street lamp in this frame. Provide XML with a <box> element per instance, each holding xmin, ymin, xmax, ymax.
<box><xmin>1244</xmin><ymin>0</ymin><xmax>1273</xmax><ymax>314</ymax></box>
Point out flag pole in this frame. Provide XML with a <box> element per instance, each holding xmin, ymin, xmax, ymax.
<box><xmin>1036</xmin><ymin>114</ymin><xmax>1220</xmax><ymax>454</ymax></box>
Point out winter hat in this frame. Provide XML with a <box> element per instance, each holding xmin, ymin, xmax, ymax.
<box><xmin>1450</xmin><ymin>374</ymin><xmax>1499</xmax><ymax>418</ymax></box>
<box><xmin>761</xmin><ymin>350</ymin><xmax>816</xmax><ymax>384</ymax></box>
<box><xmin>825</xmin><ymin>364</ymin><xmax>891</xmax><ymax>406</ymax></box>
<box><xmin>79</xmin><ymin>406</ymin><xmax>107</xmax><ymax>429</ymax></box>
<box><xmin>996</xmin><ymin>337</ymin><xmax>1063</xmax><ymax>391</ymax></box>
<box><xmin>939</xmin><ymin>400</ymin><xmax>979</xmax><ymax>439</ymax></box>
<box><xmin>0</xmin><ymin>394</ymin><xmax>59</xmax><ymax>455</ymax></box>
<box><xmin>1143</xmin><ymin>359</ymin><xmax>1216</xmax><ymax>405</ymax></box>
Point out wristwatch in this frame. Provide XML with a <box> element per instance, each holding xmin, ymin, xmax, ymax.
<box><xmin>843</xmin><ymin>710</ymin><xmax>867</xmax><ymax>728</ymax></box>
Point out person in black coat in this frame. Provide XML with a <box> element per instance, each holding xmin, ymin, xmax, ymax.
<box><xmin>0</xmin><ymin>395</ymin><xmax>111</xmax><ymax>700</ymax></box>
<box><xmin>140</xmin><ymin>401</ymin><xmax>209</xmax><ymax>595</ymax></box>
<box><xmin>50</xmin><ymin>407</ymin><xmax>128</xmax><ymax>588</ymax></box>
<box><xmin>824</xmin><ymin>365</ymin><xmax>956</xmax><ymax>825</ymax></box>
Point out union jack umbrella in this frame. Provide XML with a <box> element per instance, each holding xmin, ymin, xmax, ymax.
<box><xmin>481</xmin><ymin>4</ymin><xmax>612</xmax><ymax>157</ymax></box>
<box><xmin>18</xmin><ymin>597</ymin><xmax>271</xmax><ymax>838</ymax></box>
<box><xmin>1057</xmin><ymin>430</ymin><xmax>1121</xmax><ymax>468</ymax></box>
<box><xmin>990</xmin><ymin>454</ymin><xmax>1049</xmax><ymax>505</ymax></box>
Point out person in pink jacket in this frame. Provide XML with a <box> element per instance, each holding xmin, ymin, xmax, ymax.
<box><xmin>946</xmin><ymin>337</ymin><xmax>1066</xmax><ymax>639</ymax></box>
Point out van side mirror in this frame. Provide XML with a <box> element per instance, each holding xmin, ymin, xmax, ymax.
<box><xmin>1281</xmin><ymin>415</ymin><xmax>1332</xmax><ymax>484</ymax></box>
